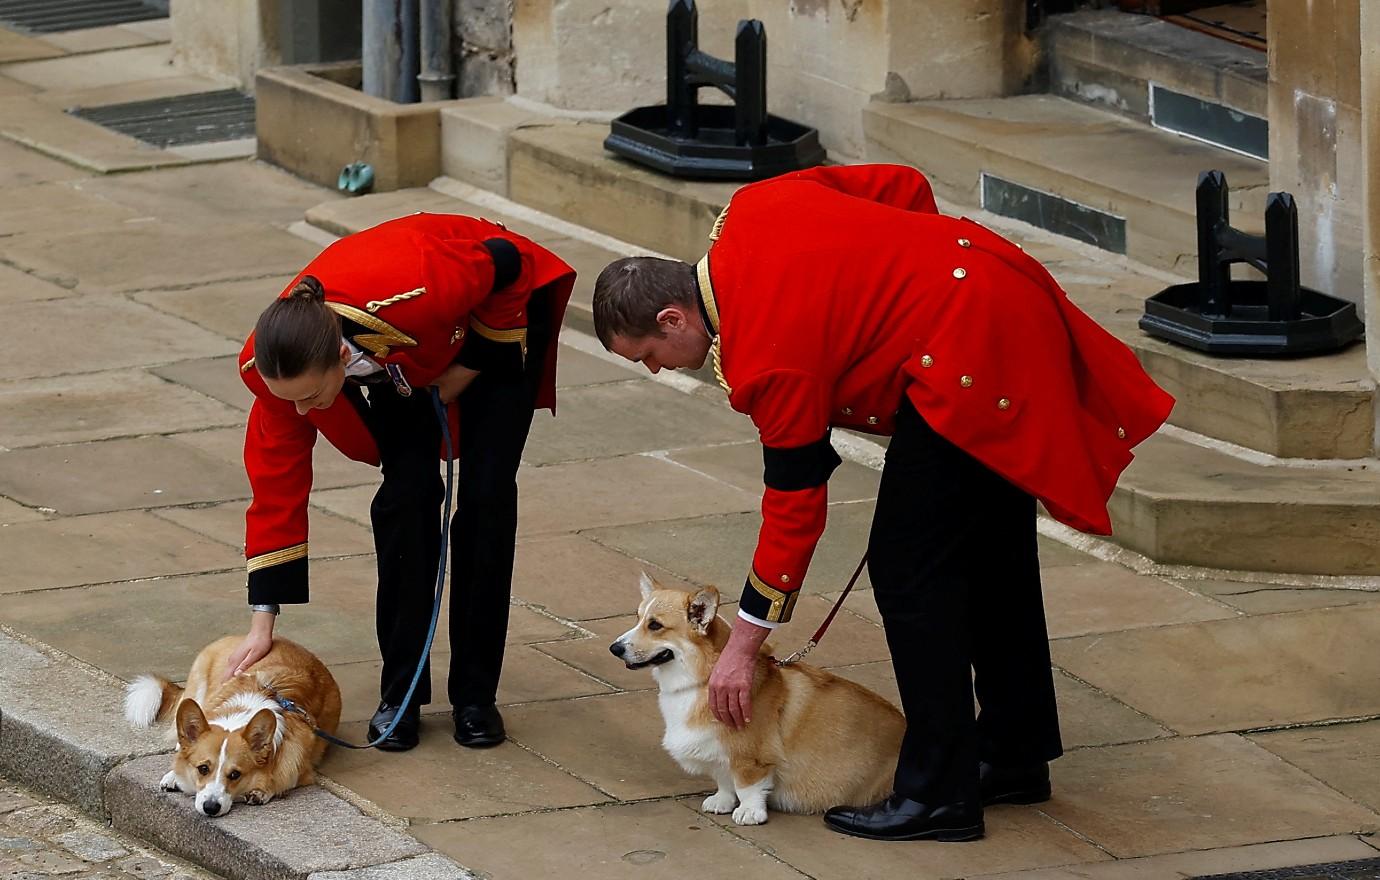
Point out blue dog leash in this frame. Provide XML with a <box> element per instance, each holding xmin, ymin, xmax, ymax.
<box><xmin>275</xmin><ymin>387</ymin><xmax>454</xmax><ymax>749</ymax></box>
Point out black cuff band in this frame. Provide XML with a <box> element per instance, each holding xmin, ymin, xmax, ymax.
<box><xmin>247</xmin><ymin>557</ymin><xmax>309</xmax><ymax>605</ymax></box>
<box><xmin>739</xmin><ymin>572</ymin><xmax>799</xmax><ymax>624</ymax></box>
<box><xmin>481</xmin><ymin>238</ymin><xmax>521</xmax><ymax>292</ymax></box>
<box><xmin>763</xmin><ymin>432</ymin><xmax>841</xmax><ymax>492</ymax></box>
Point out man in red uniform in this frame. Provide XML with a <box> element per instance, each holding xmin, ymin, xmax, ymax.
<box><xmin>592</xmin><ymin>165</ymin><xmax>1173</xmax><ymax>841</ymax></box>
<box><xmin>230</xmin><ymin>213</ymin><xmax>575</xmax><ymax>751</ymax></box>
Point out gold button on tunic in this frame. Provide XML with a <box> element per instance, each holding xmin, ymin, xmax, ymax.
<box><xmin>953</xmin><ymin>268</ymin><xmax>967</xmax><ymax>279</ymax></box>
<box><xmin>960</xmin><ymin>375</ymin><xmax>974</xmax><ymax>388</ymax></box>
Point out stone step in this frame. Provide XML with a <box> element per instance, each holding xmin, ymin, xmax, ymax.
<box><xmin>1045</xmin><ymin>9</ymin><xmax>1267</xmax><ymax>155</ymax></box>
<box><xmin>862</xmin><ymin>93</ymin><xmax>1269</xmax><ymax>276</ymax></box>
<box><xmin>303</xmin><ymin>185</ymin><xmax>1380</xmax><ymax>578</ymax></box>
<box><xmin>1110</xmin><ymin>432</ymin><xmax>1380</xmax><ymax>576</ymax></box>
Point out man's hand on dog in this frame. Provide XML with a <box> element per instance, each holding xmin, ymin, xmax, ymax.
<box><xmin>710</xmin><ymin>620</ymin><xmax>771</xmax><ymax>729</ymax></box>
<box><xmin>223</xmin><ymin>612</ymin><xmax>276</xmax><ymax>681</ymax></box>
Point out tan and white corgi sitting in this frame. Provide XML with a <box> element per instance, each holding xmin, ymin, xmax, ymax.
<box><xmin>610</xmin><ymin>574</ymin><xmax>905</xmax><ymax>825</ymax></box>
<box><xmin>123</xmin><ymin>635</ymin><xmax>342</xmax><ymax>818</ymax></box>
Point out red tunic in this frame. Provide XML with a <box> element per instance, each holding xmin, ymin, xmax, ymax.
<box><xmin>700</xmin><ymin>165</ymin><xmax>1174</xmax><ymax>623</ymax></box>
<box><xmin>238</xmin><ymin>213</ymin><xmax>576</xmax><ymax>604</ymax></box>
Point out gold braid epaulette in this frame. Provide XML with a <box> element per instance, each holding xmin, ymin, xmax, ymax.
<box><xmin>365</xmin><ymin>286</ymin><xmax>426</xmax><ymax>313</ymax></box>
<box><xmin>711</xmin><ymin>337</ymin><xmax>730</xmax><ymax>397</ymax></box>
<box><xmin>709</xmin><ymin>205</ymin><xmax>729</xmax><ymax>242</ymax></box>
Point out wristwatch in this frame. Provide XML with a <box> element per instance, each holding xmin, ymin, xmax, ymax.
<box><xmin>250</xmin><ymin>603</ymin><xmax>281</xmax><ymax>615</ymax></box>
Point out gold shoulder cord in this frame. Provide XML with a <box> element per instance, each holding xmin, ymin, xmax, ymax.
<box><xmin>364</xmin><ymin>286</ymin><xmax>426</xmax><ymax>313</ymax></box>
<box><xmin>696</xmin><ymin>252</ymin><xmax>731</xmax><ymax>397</ymax></box>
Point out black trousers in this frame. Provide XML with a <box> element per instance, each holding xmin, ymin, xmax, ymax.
<box><xmin>867</xmin><ymin>399</ymin><xmax>1063</xmax><ymax>806</ymax></box>
<box><xmin>357</xmin><ymin>320</ymin><xmax>547</xmax><ymax>709</ymax></box>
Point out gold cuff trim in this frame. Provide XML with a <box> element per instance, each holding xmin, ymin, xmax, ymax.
<box><xmin>365</xmin><ymin>286</ymin><xmax>426</xmax><ymax>313</ymax></box>
<box><xmin>747</xmin><ymin>569</ymin><xmax>799</xmax><ymax>623</ymax></box>
<box><xmin>709</xmin><ymin>205</ymin><xmax>729</xmax><ymax>242</ymax></box>
<box><xmin>247</xmin><ymin>543</ymin><xmax>307</xmax><ymax>573</ymax></box>
<box><xmin>240</xmin><ymin>357</ymin><xmax>256</xmax><ymax>374</ymax></box>
<box><xmin>469</xmin><ymin>316</ymin><xmax>528</xmax><ymax>360</ymax></box>
<box><xmin>326</xmin><ymin>302</ymin><xmax>418</xmax><ymax>359</ymax></box>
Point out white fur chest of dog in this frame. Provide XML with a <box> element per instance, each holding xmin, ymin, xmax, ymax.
<box><xmin>654</xmin><ymin>668</ymin><xmax>726</xmax><ymax>775</ymax></box>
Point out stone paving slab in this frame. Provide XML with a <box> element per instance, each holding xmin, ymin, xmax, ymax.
<box><xmin>412</xmin><ymin>799</ymin><xmax>810</xmax><ymax>880</ymax></box>
<box><xmin>1040</xmin><ymin>563</ymin><xmax>1238</xmax><ymax>639</ymax></box>
<box><xmin>0</xmin><ymin>180</ymin><xmax>143</xmax><ymax>236</ymax></box>
<box><xmin>0</xmin><ymin>370</ymin><xmax>243</xmax><ymax>448</ymax></box>
<box><xmin>0</xmin><ymin>435</ymin><xmax>250</xmax><ymax>515</ymax></box>
<box><xmin>532</xmin><ymin>614</ymin><xmax>663</xmax><ymax>694</ymax></box>
<box><xmin>522</xmin><ymin>380</ymin><xmax>757</xmax><ymax>465</ymax></box>
<box><xmin>0</xmin><ymin>510</ymin><xmax>243</xmax><ymax>594</ymax></box>
<box><xmin>1251</xmin><ymin>721</ymin><xmax>1380</xmax><ymax>814</ymax></box>
<box><xmin>970</xmin><ymin>836</ymin><xmax>1380</xmax><ymax>879</ymax></box>
<box><xmin>554</xmin><ymin>345</ymin><xmax>642</xmax><ymax>387</ymax></box>
<box><xmin>0</xmin><ymin>772</ymin><xmax>220</xmax><ymax>880</ymax></box>
<box><xmin>0</xmin><ymin>632</ymin><xmax>166</xmax><ymax>815</ymax></box>
<box><xmin>309</xmin><ymin>853</ymin><xmax>477</xmax><ymax>880</ymax></box>
<box><xmin>0</xmin><ymin>261</ymin><xmax>74</xmax><ymax>304</ymax></box>
<box><xmin>511</xmin><ymin>533</ymin><xmax>695</xmax><ymax>621</ymax></box>
<box><xmin>132</xmin><ymin>276</ymin><xmax>291</xmax><ymax>342</ymax></box>
<box><xmin>1039</xmin><ymin>734</ymin><xmax>1379</xmax><ymax>858</ymax></box>
<box><xmin>0</xmin><ymin>221</ymin><xmax>319</xmax><ymax>293</ymax></box>
<box><xmin>0</xmin><ymin>92</ymin><xmax>188</xmax><ymax>174</ymax></box>
<box><xmin>0</xmin><ymin>496</ymin><xmax>46</xmax><ymax>524</ymax></box>
<box><xmin>1179</xmin><ymin>578</ymin><xmax>1380</xmax><ymax>616</ymax></box>
<box><xmin>35</xmin><ymin>22</ymin><xmax>165</xmax><ymax>54</ymax></box>
<box><xmin>1051</xmin><ymin>604</ymin><xmax>1380</xmax><ymax>735</ymax></box>
<box><xmin>108</xmin><ymin>755</ymin><xmax>430</xmax><ymax>880</ymax></box>
<box><xmin>1</xmin><ymin>295</ymin><xmax>239</xmax><ymax>378</ymax></box>
<box><xmin>73</xmin><ymin>161</ymin><xmax>339</xmax><ymax>227</ymax></box>
<box><xmin>151</xmin><ymin>356</ymin><xmax>256</xmax><ymax>411</ymax></box>
<box><xmin>503</xmin><ymin>691</ymin><xmax>706</xmax><ymax>800</ymax></box>
<box><xmin>0</xmin><ymin>136</ymin><xmax>85</xmax><ymax>187</ymax></box>
<box><xmin>321</xmin><ymin>716</ymin><xmax>610</xmax><ymax>821</ymax></box>
<box><xmin>585</xmin><ymin>502</ymin><xmax>877</xmax><ymax>599</ymax></box>
<box><xmin>701</xmin><ymin>800</ymin><xmax>1110</xmax><ymax>880</ymax></box>
<box><xmin>0</xmin><ymin>30</ymin><xmax>64</xmax><ymax>64</ymax></box>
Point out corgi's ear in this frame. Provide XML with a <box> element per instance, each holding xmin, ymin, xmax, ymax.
<box><xmin>688</xmin><ymin>586</ymin><xmax>721</xmax><ymax>634</ymax></box>
<box><xmin>245</xmin><ymin>708</ymin><xmax>278</xmax><ymax>761</ymax></box>
<box><xmin>638</xmin><ymin>571</ymin><xmax>657</xmax><ymax>600</ymax></box>
<box><xmin>176</xmin><ymin>699</ymin><xmax>208</xmax><ymax>746</ymax></box>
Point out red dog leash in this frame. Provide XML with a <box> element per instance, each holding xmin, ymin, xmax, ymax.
<box><xmin>775</xmin><ymin>552</ymin><xmax>869</xmax><ymax>667</ymax></box>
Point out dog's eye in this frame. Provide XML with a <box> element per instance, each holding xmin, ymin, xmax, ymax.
<box><xmin>227</xmin><ymin>770</ymin><xmax>241</xmax><ymax>781</ymax></box>
<box><xmin>197</xmin><ymin>764</ymin><xmax>210</xmax><ymax>776</ymax></box>
<box><xmin>647</xmin><ymin>619</ymin><xmax>663</xmax><ymax>631</ymax></box>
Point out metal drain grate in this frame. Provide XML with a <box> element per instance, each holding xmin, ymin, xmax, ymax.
<box><xmin>69</xmin><ymin>90</ymin><xmax>256</xmax><ymax>148</ymax></box>
<box><xmin>0</xmin><ymin>0</ymin><xmax>166</xmax><ymax>34</ymax></box>
<box><xmin>1191</xmin><ymin>856</ymin><xmax>1380</xmax><ymax>880</ymax></box>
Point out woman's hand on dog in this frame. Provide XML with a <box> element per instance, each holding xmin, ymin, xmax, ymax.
<box><xmin>223</xmin><ymin>612</ymin><xmax>276</xmax><ymax>681</ymax></box>
<box><xmin>710</xmin><ymin>621</ymin><xmax>770</xmax><ymax>730</ymax></box>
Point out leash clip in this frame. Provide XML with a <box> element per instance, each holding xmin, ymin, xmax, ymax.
<box><xmin>774</xmin><ymin>639</ymin><xmax>817</xmax><ymax>668</ymax></box>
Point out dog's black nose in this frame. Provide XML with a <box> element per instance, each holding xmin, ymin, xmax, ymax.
<box><xmin>202</xmin><ymin>801</ymin><xmax>221</xmax><ymax>816</ymax></box>
<box><xmin>609</xmin><ymin>641</ymin><xmax>625</xmax><ymax>657</ymax></box>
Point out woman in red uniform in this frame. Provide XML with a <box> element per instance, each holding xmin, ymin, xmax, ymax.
<box><xmin>226</xmin><ymin>213</ymin><xmax>575</xmax><ymax>751</ymax></box>
<box><xmin>592</xmin><ymin>164</ymin><xmax>1172</xmax><ymax>841</ymax></box>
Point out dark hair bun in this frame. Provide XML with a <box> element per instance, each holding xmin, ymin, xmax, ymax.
<box><xmin>289</xmin><ymin>275</ymin><xmax>326</xmax><ymax>302</ymax></box>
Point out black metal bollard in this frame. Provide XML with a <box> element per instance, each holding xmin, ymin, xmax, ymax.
<box><xmin>1140</xmin><ymin>171</ymin><xmax>1362</xmax><ymax>356</ymax></box>
<box><xmin>605</xmin><ymin>0</ymin><xmax>824</xmax><ymax>180</ymax></box>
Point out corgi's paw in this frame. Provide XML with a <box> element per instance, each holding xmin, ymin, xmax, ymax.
<box><xmin>702</xmin><ymin>791</ymin><xmax>737</xmax><ymax>814</ymax></box>
<box><xmin>244</xmin><ymin>789</ymin><xmax>275</xmax><ymax>806</ymax></box>
<box><xmin>732</xmin><ymin>803</ymin><xmax>768</xmax><ymax>826</ymax></box>
<box><xmin>159</xmin><ymin>771</ymin><xmax>182</xmax><ymax>793</ymax></box>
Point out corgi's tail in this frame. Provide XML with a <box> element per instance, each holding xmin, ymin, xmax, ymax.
<box><xmin>124</xmin><ymin>675</ymin><xmax>183</xmax><ymax>728</ymax></box>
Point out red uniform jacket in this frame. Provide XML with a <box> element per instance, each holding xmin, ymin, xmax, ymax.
<box><xmin>238</xmin><ymin>213</ymin><xmax>576</xmax><ymax>605</ymax></box>
<box><xmin>700</xmin><ymin>165</ymin><xmax>1174</xmax><ymax>624</ymax></box>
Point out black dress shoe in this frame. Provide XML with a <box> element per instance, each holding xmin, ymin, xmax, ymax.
<box><xmin>823</xmin><ymin>794</ymin><xmax>984</xmax><ymax>842</ymax></box>
<box><xmin>452</xmin><ymin>703</ymin><xmax>505</xmax><ymax>748</ymax></box>
<box><xmin>367</xmin><ymin>701</ymin><xmax>421</xmax><ymax>752</ymax></box>
<box><xmin>979</xmin><ymin>760</ymin><xmax>1051</xmax><ymax>806</ymax></box>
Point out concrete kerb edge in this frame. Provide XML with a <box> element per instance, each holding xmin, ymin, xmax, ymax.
<box><xmin>0</xmin><ymin>625</ymin><xmax>470</xmax><ymax>880</ymax></box>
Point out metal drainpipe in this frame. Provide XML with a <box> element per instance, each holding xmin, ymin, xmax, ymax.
<box><xmin>363</xmin><ymin>0</ymin><xmax>420</xmax><ymax>102</ymax></box>
<box><xmin>418</xmin><ymin>0</ymin><xmax>455</xmax><ymax>101</ymax></box>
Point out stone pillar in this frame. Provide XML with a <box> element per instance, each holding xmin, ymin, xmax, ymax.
<box><xmin>1268</xmin><ymin>0</ymin><xmax>1364</xmax><ymax>309</ymax></box>
<box><xmin>1363</xmin><ymin>2</ymin><xmax>1380</xmax><ymax>382</ymax></box>
<box><xmin>170</xmin><ymin>0</ymin><xmax>282</xmax><ymax>90</ymax></box>
<box><xmin>456</xmin><ymin>0</ymin><xmax>516</xmax><ymax>96</ymax></box>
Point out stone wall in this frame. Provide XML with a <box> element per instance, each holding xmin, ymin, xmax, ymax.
<box><xmin>456</xmin><ymin>0</ymin><xmax>515</xmax><ymax>96</ymax></box>
<box><xmin>170</xmin><ymin>0</ymin><xmax>281</xmax><ymax>89</ymax></box>
<box><xmin>1363</xmin><ymin>1</ymin><xmax>1380</xmax><ymax>380</ymax></box>
<box><xmin>1269</xmin><ymin>0</ymin><xmax>1364</xmax><ymax>309</ymax></box>
<box><xmin>510</xmin><ymin>0</ymin><xmax>1035</xmax><ymax>162</ymax></box>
